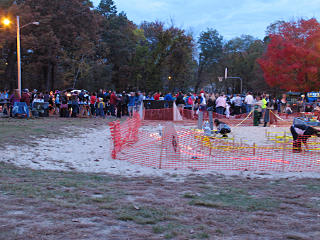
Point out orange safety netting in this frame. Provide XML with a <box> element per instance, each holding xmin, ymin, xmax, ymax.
<box><xmin>109</xmin><ymin>113</ymin><xmax>141</xmax><ymax>159</ymax></box>
<box><xmin>109</xmin><ymin>116</ymin><xmax>320</xmax><ymax>172</ymax></box>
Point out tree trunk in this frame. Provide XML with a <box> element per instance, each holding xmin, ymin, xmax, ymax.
<box><xmin>46</xmin><ymin>63</ymin><xmax>52</xmax><ymax>91</ymax></box>
<box><xmin>195</xmin><ymin>63</ymin><xmax>204</xmax><ymax>93</ymax></box>
<box><xmin>5</xmin><ymin>43</ymin><xmax>16</xmax><ymax>89</ymax></box>
<box><xmin>51</xmin><ymin>63</ymin><xmax>55</xmax><ymax>90</ymax></box>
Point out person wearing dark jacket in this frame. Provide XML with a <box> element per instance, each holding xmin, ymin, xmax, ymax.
<box><xmin>121</xmin><ymin>91</ymin><xmax>129</xmax><ymax>116</ymax></box>
<box><xmin>290</xmin><ymin>124</ymin><xmax>320</xmax><ymax>152</ymax></box>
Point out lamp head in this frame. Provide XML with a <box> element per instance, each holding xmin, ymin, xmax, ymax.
<box><xmin>2</xmin><ymin>18</ymin><xmax>11</xmax><ymax>26</ymax></box>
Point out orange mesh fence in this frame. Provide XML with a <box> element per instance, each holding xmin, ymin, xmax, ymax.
<box><xmin>109</xmin><ymin>120</ymin><xmax>320</xmax><ymax>172</ymax></box>
<box><xmin>109</xmin><ymin>113</ymin><xmax>141</xmax><ymax>159</ymax></box>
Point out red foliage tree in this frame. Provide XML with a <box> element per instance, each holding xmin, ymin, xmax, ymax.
<box><xmin>258</xmin><ymin>18</ymin><xmax>320</xmax><ymax>92</ymax></box>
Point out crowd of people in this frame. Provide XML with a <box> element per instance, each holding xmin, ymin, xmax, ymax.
<box><xmin>0</xmin><ymin>88</ymin><xmax>319</xmax><ymax>120</ymax></box>
<box><xmin>2</xmin><ymin>88</ymin><xmax>320</xmax><ymax>153</ymax></box>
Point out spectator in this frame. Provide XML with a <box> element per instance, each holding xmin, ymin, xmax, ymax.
<box><xmin>90</xmin><ymin>92</ymin><xmax>97</xmax><ymax>117</ymax></box>
<box><xmin>286</xmin><ymin>104</ymin><xmax>293</xmax><ymax>115</ymax></box>
<box><xmin>21</xmin><ymin>89</ymin><xmax>31</xmax><ymax>106</ymax></box>
<box><xmin>60</xmin><ymin>92</ymin><xmax>69</xmax><ymax>117</ymax></box>
<box><xmin>97</xmin><ymin>98</ymin><xmax>105</xmax><ymax>118</ymax></box>
<box><xmin>176</xmin><ymin>92</ymin><xmax>185</xmax><ymax>109</ymax></box>
<box><xmin>121</xmin><ymin>91</ymin><xmax>129</xmax><ymax>116</ymax></box>
<box><xmin>110</xmin><ymin>91</ymin><xmax>117</xmax><ymax>116</ymax></box>
<box><xmin>264</xmin><ymin>96</ymin><xmax>275</xmax><ymax>127</ymax></box>
<box><xmin>44</xmin><ymin>91</ymin><xmax>50</xmax><ymax>102</ymax></box>
<box><xmin>128</xmin><ymin>92</ymin><xmax>135</xmax><ymax>117</ymax></box>
<box><xmin>244</xmin><ymin>92</ymin><xmax>254</xmax><ymax>113</ymax></box>
<box><xmin>9</xmin><ymin>89</ymin><xmax>21</xmax><ymax>117</ymax></box>
<box><xmin>280</xmin><ymin>94</ymin><xmax>287</xmax><ymax>113</ymax></box>
<box><xmin>184</xmin><ymin>93</ymin><xmax>193</xmax><ymax>110</ymax></box>
<box><xmin>215</xmin><ymin>94</ymin><xmax>226</xmax><ymax>115</ymax></box>
<box><xmin>116</xmin><ymin>94</ymin><xmax>122</xmax><ymax>118</ymax></box>
<box><xmin>199</xmin><ymin>92</ymin><xmax>207</xmax><ymax>111</ymax></box>
<box><xmin>164</xmin><ymin>92</ymin><xmax>173</xmax><ymax>101</ymax></box>
<box><xmin>154</xmin><ymin>92</ymin><xmax>160</xmax><ymax>100</ymax></box>
<box><xmin>206</xmin><ymin>94</ymin><xmax>215</xmax><ymax>112</ymax></box>
<box><xmin>232</xmin><ymin>94</ymin><xmax>242</xmax><ymax>115</ymax></box>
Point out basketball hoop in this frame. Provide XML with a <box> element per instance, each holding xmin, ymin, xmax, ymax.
<box><xmin>218</xmin><ymin>77</ymin><xmax>223</xmax><ymax>82</ymax></box>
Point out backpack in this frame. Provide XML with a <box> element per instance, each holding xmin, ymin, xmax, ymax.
<box><xmin>187</xmin><ymin>96</ymin><xmax>193</xmax><ymax>105</ymax></box>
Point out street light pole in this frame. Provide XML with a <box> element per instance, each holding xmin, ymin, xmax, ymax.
<box><xmin>2</xmin><ymin>17</ymin><xmax>38</xmax><ymax>94</ymax></box>
<box><xmin>17</xmin><ymin>16</ymin><xmax>21</xmax><ymax>95</ymax></box>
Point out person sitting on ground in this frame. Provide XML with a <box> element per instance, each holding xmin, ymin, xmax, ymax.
<box><xmin>214</xmin><ymin>119</ymin><xmax>231</xmax><ymax>138</ymax></box>
<box><xmin>290</xmin><ymin>124</ymin><xmax>320</xmax><ymax>153</ymax></box>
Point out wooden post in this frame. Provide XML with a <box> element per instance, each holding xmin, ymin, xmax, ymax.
<box><xmin>159</xmin><ymin>127</ymin><xmax>165</xmax><ymax>169</ymax></box>
<box><xmin>284</xmin><ymin>131</ymin><xmax>287</xmax><ymax>143</ymax></box>
<box><xmin>282</xmin><ymin>142</ymin><xmax>286</xmax><ymax>171</ymax></box>
<box><xmin>253</xmin><ymin>143</ymin><xmax>256</xmax><ymax>156</ymax></box>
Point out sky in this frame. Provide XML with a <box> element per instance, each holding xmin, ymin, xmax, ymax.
<box><xmin>92</xmin><ymin>0</ymin><xmax>320</xmax><ymax>40</ymax></box>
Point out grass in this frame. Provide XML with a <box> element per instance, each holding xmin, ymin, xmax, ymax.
<box><xmin>0</xmin><ymin>162</ymin><xmax>117</xmax><ymax>207</ymax></box>
<box><xmin>0</xmin><ymin>117</ymin><xmax>111</xmax><ymax>147</ymax></box>
<box><xmin>186</xmin><ymin>187</ymin><xmax>279</xmax><ymax>211</ymax></box>
<box><xmin>0</xmin><ymin>162</ymin><xmax>319</xmax><ymax>239</ymax></box>
<box><xmin>117</xmin><ymin>205</ymin><xmax>170</xmax><ymax>225</ymax></box>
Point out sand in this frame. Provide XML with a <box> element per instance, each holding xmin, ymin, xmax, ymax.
<box><xmin>1</xmin><ymin>123</ymin><xmax>320</xmax><ymax>180</ymax></box>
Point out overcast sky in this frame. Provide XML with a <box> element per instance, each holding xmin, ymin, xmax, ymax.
<box><xmin>92</xmin><ymin>0</ymin><xmax>320</xmax><ymax>40</ymax></box>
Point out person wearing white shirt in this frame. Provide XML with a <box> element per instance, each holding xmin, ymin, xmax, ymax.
<box><xmin>215</xmin><ymin>94</ymin><xmax>226</xmax><ymax>115</ymax></box>
<box><xmin>244</xmin><ymin>92</ymin><xmax>254</xmax><ymax>113</ymax></box>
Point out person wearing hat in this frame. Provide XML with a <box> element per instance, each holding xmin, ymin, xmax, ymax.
<box><xmin>290</xmin><ymin>124</ymin><xmax>320</xmax><ymax>153</ymax></box>
<box><xmin>97</xmin><ymin>97</ymin><xmax>105</xmax><ymax>118</ymax></box>
<box><xmin>20</xmin><ymin>89</ymin><xmax>31</xmax><ymax>107</ymax></box>
<box><xmin>214</xmin><ymin>119</ymin><xmax>231</xmax><ymax>138</ymax></box>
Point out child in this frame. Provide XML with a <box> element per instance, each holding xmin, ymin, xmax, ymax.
<box><xmin>97</xmin><ymin>98</ymin><xmax>105</xmax><ymax>118</ymax></box>
<box><xmin>225</xmin><ymin>102</ymin><xmax>230</xmax><ymax>118</ymax></box>
<box><xmin>214</xmin><ymin>119</ymin><xmax>231</xmax><ymax>138</ymax></box>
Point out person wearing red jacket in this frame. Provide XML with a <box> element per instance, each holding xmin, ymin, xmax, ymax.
<box><xmin>154</xmin><ymin>92</ymin><xmax>160</xmax><ymax>101</ymax></box>
<box><xmin>110</xmin><ymin>91</ymin><xmax>117</xmax><ymax>116</ymax></box>
<box><xmin>90</xmin><ymin>92</ymin><xmax>97</xmax><ymax>116</ymax></box>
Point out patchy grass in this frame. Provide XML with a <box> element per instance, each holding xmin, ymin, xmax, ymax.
<box><xmin>117</xmin><ymin>205</ymin><xmax>170</xmax><ymax>224</ymax></box>
<box><xmin>187</xmin><ymin>187</ymin><xmax>279</xmax><ymax>211</ymax></box>
<box><xmin>0</xmin><ymin>162</ymin><xmax>320</xmax><ymax>239</ymax></box>
<box><xmin>0</xmin><ymin>117</ymin><xmax>113</xmax><ymax>147</ymax></box>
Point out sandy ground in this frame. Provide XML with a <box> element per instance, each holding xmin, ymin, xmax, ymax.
<box><xmin>1</xmin><ymin>122</ymin><xmax>320</xmax><ymax>180</ymax></box>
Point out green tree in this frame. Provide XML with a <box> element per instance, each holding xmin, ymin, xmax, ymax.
<box><xmin>222</xmin><ymin>35</ymin><xmax>267</xmax><ymax>93</ymax></box>
<box><xmin>97</xmin><ymin>0</ymin><xmax>117</xmax><ymax>17</ymax></box>
<box><xmin>196</xmin><ymin>29</ymin><xmax>224</xmax><ymax>93</ymax></box>
<box><xmin>0</xmin><ymin>0</ymin><xmax>101</xmax><ymax>90</ymax></box>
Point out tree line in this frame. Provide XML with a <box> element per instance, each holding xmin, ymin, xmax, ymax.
<box><xmin>0</xmin><ymin>0</ymin><xmax>319</xmax><ymax>94</ymax></box>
